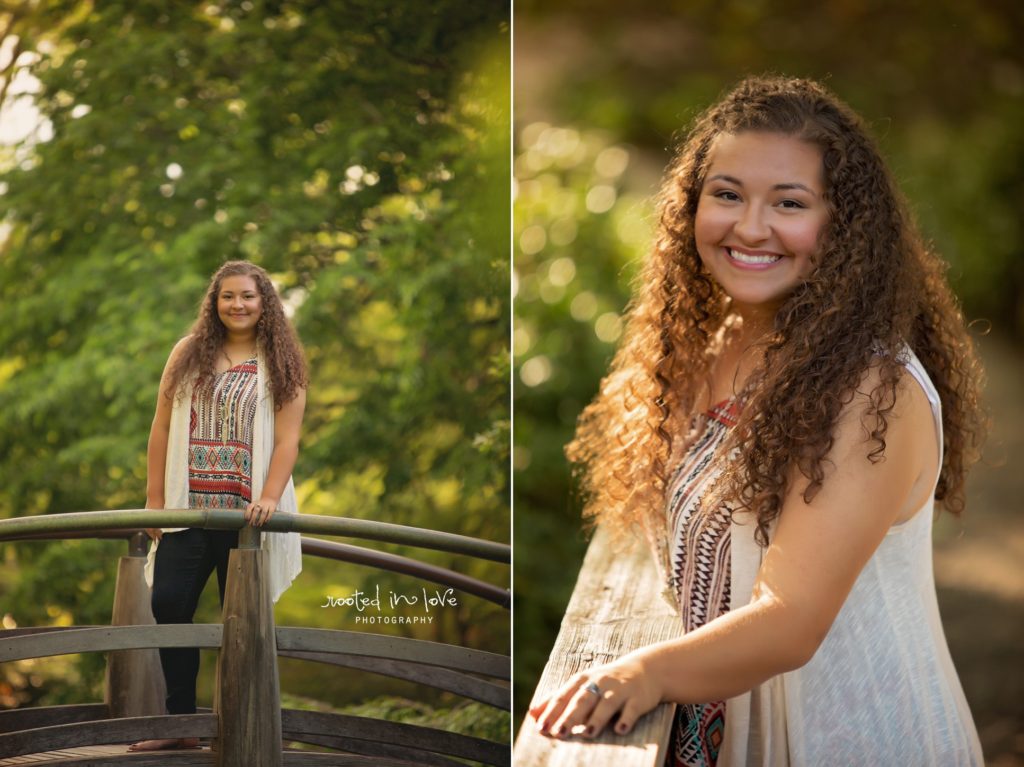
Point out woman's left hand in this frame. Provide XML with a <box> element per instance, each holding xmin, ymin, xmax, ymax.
<box><xmin>245</xmin><ymin>497</ymin><xmax>278</xmax><ymax>526</ymax></box>
<box><xmin>529</xmin><ymin>651</ymin><xmax>663</xmax><ymax>739</ymax></box>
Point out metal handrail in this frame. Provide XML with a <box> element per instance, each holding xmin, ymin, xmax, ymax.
<box><xmin>0</xmin><ymin>509</ymin><xmax>510</xmax><ymax>563</ymax></box>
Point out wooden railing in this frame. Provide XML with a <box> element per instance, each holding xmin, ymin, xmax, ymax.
<box><xmin>513</xmin><ymin>527</ymin><xmax>680</xmax><ymax>767</ymax></box>
<box><xmin>0</xmin><ymin>509</ymin><xmax>511</xmax><ymax>766</ymax></box>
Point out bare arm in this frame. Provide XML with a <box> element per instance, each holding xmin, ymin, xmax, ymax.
<box><xmin>246</xmin><ymin>386</ymin><xmax>306</xmax><ymax>526</ymax></box>
<box><xmin>532</xmin><ymin>366</ymin><xmax>938</xmax><ymax>737</ymax></box>
<box><xmin>144</xmin><ymin>337</ymin><xmax>192</xmax><ymax>540</ymax></box>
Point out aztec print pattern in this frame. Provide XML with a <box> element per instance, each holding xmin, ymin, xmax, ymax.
<box><xmin>188</xmin><ymin>358</ymin><xmax>258</xmax><ymax>510</ymax></box>
<box><xmin>672</xmin><ymin>701</ymin><xmax>727</xmax><ymax>767</ymax></box>
<box><xmin>665</xmin><ymin>398</ymin><xmax>741</xmax><ymax>767</ymax></box>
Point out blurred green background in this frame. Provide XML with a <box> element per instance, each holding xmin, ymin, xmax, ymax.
<box><xmin>0</xmin><ymin>0</ymin><xmax>510</xmax><ymax>741</ymax></box>
<box><xmin>513</xmin><ymin>1</ymin><xmax>1024</xmax><ymax>763</ymax></box>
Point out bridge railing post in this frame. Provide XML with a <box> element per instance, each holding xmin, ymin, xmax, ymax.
<box><xmin>513</xmin><ymin>527</ymin><xmax>680</xmax><ymax>767</ymax></box>
<box><xmin>104</xmin><ymin>531</ymin><xmax>166</xmax><ymax>719</ymax></box>
<box><xmin>213</xmin><ymin>525</ymin><xmax>283</xmax><ymax>767</ymax></box>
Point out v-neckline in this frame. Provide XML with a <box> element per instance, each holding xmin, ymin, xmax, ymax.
<box><xmin>217</xmin><ymin>357</ymin><xmax>257</xmax><ymax>376</ymax></box>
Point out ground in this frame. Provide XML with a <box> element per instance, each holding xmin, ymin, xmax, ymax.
<box><xmin>934</xmin><ymin>333</ymin><xmax>1024</xmax><ymax>765</ymax></box>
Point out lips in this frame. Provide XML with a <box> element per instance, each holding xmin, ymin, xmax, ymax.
<box><xmin>727</xmin><ymin>247</ymin><xmax>783</xmax><ymax>268</ymax></box>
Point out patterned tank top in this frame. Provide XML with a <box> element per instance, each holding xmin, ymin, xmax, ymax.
<box><xmin>188</xmin><ymin>358</ymin><xmax>259</xmax><ymax>510</ymax></box>
<box><xmin>664</xmin><ymin>397</ymin><xmax>741</xmax><ymax>767</ymax></box>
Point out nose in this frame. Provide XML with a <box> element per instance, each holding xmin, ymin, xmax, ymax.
<box><xmin>733</xmin><ymin>204</ymin><xmax>770</xmax><ymax>243</ymax></box>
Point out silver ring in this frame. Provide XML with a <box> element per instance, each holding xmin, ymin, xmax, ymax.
<box><xmin>583</xmin><ymin>681</ymin><xmax>601</xmax><ymax>697</ymax></box>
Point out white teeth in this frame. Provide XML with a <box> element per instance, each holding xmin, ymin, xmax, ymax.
<box><xmin>729</xmin><ymin>249</ymin><xmax>781</xmax><ymax>265</ymax></box>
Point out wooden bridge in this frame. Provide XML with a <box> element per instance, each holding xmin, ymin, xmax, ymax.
<box><xmin>513</xmin><ymin>528</ymin><xmax>680</xmax><ymax>767</ymax></box>
<box><xmin>0</xmin><ymin>509</ymin><xmax>510</xmax><ymax>766</ymax></box>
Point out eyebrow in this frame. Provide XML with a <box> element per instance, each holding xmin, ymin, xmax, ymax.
<box><xmin>707</xmin><ymin>174</ymin><xmax>818</xmax><ymax>196</ymax></box>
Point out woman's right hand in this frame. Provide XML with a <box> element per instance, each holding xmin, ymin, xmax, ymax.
<box><xmin>530</xmin><ymin>650</ymin><xmax>663</xmax><ymax>739</ymax></box>
<box><xmin>144</xmin><ymin>498</ymin><xmax>164</xmax><ymax>541</ymax></box>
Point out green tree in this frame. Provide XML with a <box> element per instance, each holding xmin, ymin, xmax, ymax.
<box><xmin>0</xmin><ymin>0</ymin><xmax>509</xmax><ymax>709</ymax></box>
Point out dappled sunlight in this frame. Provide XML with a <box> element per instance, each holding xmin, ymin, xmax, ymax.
<box><xmin>513</xmin><ymin>9</ymin><xmax>1024</xmax><ymax>762</ymax></box>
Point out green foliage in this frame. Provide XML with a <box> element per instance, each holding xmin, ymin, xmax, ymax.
<box><xmin>8</xmin><ymin>539</ymin><xmax>119</xmax><ymax>626</ymax></box>
<box><xmin>513</xmin><ymin>125</ymin><xmax>643</xmax><ymax>718</ymax></box>
<box><xmin>337</xmin><ymin>695</ymin><xmax>510</xmax><ymax>744</ymax></box>
<box><xmin>0</xmin><ymin>0</ymin><xmax>509</xmax><ymax>710</ymax></box>
<box><xmin>278</xmin><ymin>692</ymin><xmax>510</xmax><ymax>757</ymax></box>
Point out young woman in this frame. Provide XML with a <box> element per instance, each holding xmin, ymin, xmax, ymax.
<box><xmin>530</xmin><ymin>77</ymin><xmax>986</xmax><ymax>765</ymax></box>
<box><xmin>129</xmin><ymin>260</ymin><xmax>308</xmax><ymax>752</ymax></box>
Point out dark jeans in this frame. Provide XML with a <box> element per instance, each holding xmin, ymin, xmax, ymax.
<box><xmin>150</xmin><ymin>528</ymin><xmax>239</xmax><ymax>715</ymax></box>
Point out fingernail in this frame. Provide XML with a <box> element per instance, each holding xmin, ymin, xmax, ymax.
<box><xmin>616</xmin><ymin>722</ymin><xmax>628</xmax><ymax>734</ymax></box>
<box><xmin>584</xmin><ymin>725</ymin><xmax>594</xmax><ymax>737</ymax></box>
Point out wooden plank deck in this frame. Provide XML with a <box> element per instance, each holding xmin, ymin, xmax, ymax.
<box><xmin>0</xmin><ymin>745</ymin><xmax>437</xmax><ymax>765</ymax></box>
<box><xmin>514</xmin><ymin>526</ymin><xmax>682</xmax><ymax>767</ymax></box>
<box><xmin>0</xmin><ymin>744</ymin><xmax>212</xmax><ymax>764</ymax></box>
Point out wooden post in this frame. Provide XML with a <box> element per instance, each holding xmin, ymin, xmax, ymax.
<box><xmin>214</xmin><ymin>526</ymin><xmax>282</xmax><ymax>767</ymax></box>
<box><xmin>513</xmin><ymin>527</ymin><xmax>682</xmax><ymax>767</ymax></box>
<box><xmin>105</xmin><ymin>532</ymin><xmax>167</xmax><ymax>718</ymax></box>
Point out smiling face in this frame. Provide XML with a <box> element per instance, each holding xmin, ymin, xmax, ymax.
<box><xmin>694</xmin><ymin>131</ymin><xmax>830</xmax><ymax>318</ymax></box>
<box><xmin>216</xmin><ymin>274</ymin><xmax>263</xmax><ymax>336</ymax></box>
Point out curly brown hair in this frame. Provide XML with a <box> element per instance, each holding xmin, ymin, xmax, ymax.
<box><xmin>567</xmin><ymin>76</ymin><xmax>986</xmax><ymax>547</ymax></box>
<box><xmin>164</xmin><ymin>261</ymin><xmax>308</xmax><ymax>408</ymax></box>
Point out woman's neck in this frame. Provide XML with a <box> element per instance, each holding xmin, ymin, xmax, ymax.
<box><xmin>706</xmin><ymin>305</ymin><xmax>777</xmax><ymax>404</ymax></box>
<box><xmin>224</xmin><ymin>330</ymin><xmax>257</xmax><ymax>347</ymax></box>
<box><xmin>221</xmin><ymin>332</ymin><xmax>258</xmax><ymax>366</ymax></box>
<box><xmin>730</xmin><ymin>302</ymin><xmax>778</xmax><ymax>347</ymax></box>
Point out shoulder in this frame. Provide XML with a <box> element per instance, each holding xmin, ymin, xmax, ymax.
<box><xmin>168</xmin><ymin>334</ymin><xmax>194</xmax><ymax>362</ymax></box>
<box><xmin>158</xmin><ymin>335</ymin><xmax>197</xmax><ymax>382</ymax></box>
<box><xmin>847</xmin><ymin>353</ymin><xmax>936</xmax><ymax>437</ymax></box>
<box><xmin>822</xmin><ymin>355</ymin><xmax>937</xmax><ymax>514</ymax></box>
<box><xmin>173</xmin><ymin>334</ymin><xmax>194</xmax><ymax>352</ymax></box>
<box><xmin>780</xmin><ymin>355</ymin><xmax>936</xmax><ymax>503</ymax></box>
<box><xmin>276</xmin><ymin>385</ymin><xmax>307</xmax><ymax>411</ymax></box>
